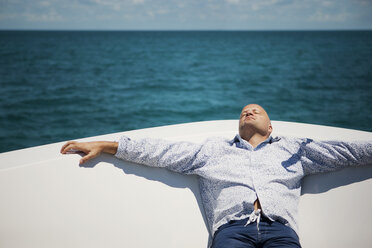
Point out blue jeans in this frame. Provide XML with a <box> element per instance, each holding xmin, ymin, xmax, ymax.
<box><xmin>211</xmin><ymin>215</ymin><xmax>301</xmax><ymax>248</ymax></box>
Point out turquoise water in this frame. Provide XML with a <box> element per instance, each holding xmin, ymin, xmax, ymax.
<box><xmin>0</xmin><ymin>31</ymin><xmax>371</xmax><ymax>153</ymax></box>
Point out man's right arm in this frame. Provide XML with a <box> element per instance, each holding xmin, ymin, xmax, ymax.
<box><xmin>114</xmin><ymin>135</ymin><xmax>206</xmax><ymax>174</ymax></box>
<box><xmin>60</xmin><ymin>136</ymin><xmax>206</xmax><ymax>174</ymax></box>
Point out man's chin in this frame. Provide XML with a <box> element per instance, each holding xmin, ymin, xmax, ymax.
<box><xmin>239</xmin><ymin>123</ymin><xmax>255</xmax><ymax>133</ymax></box>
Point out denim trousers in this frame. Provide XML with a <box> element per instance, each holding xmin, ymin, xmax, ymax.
<box><xmin>211</xmin><ymin>215</ymin><xmax>301</xmax><ymax>248</ymax></box>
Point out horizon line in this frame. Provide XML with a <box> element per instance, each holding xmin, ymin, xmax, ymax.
<box><xmin>1</xmin><ymin>28</ymin><xmax>372</xmax><ymax>32</ymax></box>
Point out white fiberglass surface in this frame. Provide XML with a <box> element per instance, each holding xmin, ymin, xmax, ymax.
<box><xmin>0</xmin><ymin>120</ymin><xmax>371</xmax><ymax>248</ymax></box>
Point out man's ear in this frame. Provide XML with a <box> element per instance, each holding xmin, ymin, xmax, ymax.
<box><xmin>268</xmin><ymin>123</ymin><xmax>273</xmax><ymax>134</ymax></box>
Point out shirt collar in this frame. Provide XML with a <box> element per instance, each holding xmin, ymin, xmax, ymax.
<box><xmin>230</xmin><ymin>134</ymin><xmax>281</xmax><ymax>150</ymax></box>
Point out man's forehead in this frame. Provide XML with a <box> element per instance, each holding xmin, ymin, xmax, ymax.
<box><xmin>242</xmin><ymin>104</ymin><xmax>265</xmax><ymax>112</ymax></box>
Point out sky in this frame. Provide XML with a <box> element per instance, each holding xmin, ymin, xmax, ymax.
<box><xmin>0</xmin><ymin>0</ymin><xmax>371</xmax><ymax>30</ymax></box>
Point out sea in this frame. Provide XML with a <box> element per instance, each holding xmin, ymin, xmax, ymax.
<box><xmin>0</xmin><ymin>31</ymin><xmax>371</xmax><ymax>153</ymax></box>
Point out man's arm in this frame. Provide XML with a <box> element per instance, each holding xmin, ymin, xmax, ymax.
<box><xmin>114</xmin><ymin>135</ymin><xmax>206</xmax><ymax>174</ymax></box>
<box><xmin>60</xmin><ymin>136</ymin><xmax>206</xmax><ymax>174</ymax></box>
<box><xmin>300</xmin><ymin>138</ymin><xmax>372</xmax><ymax>176</ymax></box>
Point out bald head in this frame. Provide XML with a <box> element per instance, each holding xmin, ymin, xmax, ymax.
<box><xmin>239</xmin><ymin>104</ymin><xmax>272</xmax><ymax>142</ymax></box>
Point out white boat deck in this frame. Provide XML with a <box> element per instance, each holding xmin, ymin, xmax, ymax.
<box><xmin>0</xmin><ymin>120</ymin><xmax>371</xmax><ymax>248</ymax></box>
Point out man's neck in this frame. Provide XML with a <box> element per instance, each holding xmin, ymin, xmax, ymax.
<box><xmin>241</xmin><ymin>133</ymin><xmax>269</xmax><ymax>148</ymax></box>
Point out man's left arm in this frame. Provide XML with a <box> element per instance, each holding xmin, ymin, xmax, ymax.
<box><xmin>300</xmin><ymin>138</ymin><xmax>372</xmax><ymax>176</ymax></box>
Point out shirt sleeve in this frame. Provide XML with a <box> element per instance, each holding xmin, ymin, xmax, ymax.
<box><xmin>300</xmin><ymin>138</ymin><xmax>372</xmax><ymax>176</ymax></box>
<box><xmin>114</xmin><ymin>135</ymin><xmax>206</xmax><ymax>175</ymax></box>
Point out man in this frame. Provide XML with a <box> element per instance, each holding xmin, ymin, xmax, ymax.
<box><xmin>61</xmin><ymin>104</ymin><xmax>372</xmax><ymax>248</ymax></box>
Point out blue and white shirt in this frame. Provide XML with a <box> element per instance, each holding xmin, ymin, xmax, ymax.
<box><xmin>114</xmin><ymin>134</ymin><xmax>372</xmax><ymax>238</ymax></box>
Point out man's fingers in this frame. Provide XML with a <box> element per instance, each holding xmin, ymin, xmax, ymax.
<box><xmin>79</xmin><ymin>152</ymin><xmax>98</xmax><ymax>165</ymax></box>
<box><xmin>61</xmin><ymin>143</ymin><xmax>76</xmax><ymax>154</ymax></box>
<box><xmin>61</xmin><ymin>143</ymin><xmax>85</xmax><ymax>154</ymax></box>
<box><xmin>60</xmin><ymin>141</ymin><xmax>77</xmax><ymax>153</ymax></box>
<box><xmin>61</xmin><ymin>141</ymin><xmax>100</xmax><ymax>164</ymax></box>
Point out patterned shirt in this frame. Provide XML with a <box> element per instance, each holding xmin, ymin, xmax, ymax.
<box><xmin>114</xmin><ymin>134</ymin><xmax>372</xmax><ymax>239</ymax></box>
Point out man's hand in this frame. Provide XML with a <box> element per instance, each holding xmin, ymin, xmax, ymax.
<box><xmin>60</xmin><ymin>141</ymin><xmax>118</xmax><ymax>165</ymax></box>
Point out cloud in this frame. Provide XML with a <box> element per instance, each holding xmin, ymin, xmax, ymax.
<box><xmin>0</xmin><ymin>0</ymin><xmax>371</xmax><ymax>30</ymax></box>
<box><xmin>0</xmin><ymin>12</ymin><xmax>18</xmax><ymax>20</ymax></box>
<box><xmin>93</xmin><ymin>0</ymin><xmax>123</xmax><ymax>11</ymax></box>
<box><xmin>249</xmin><ymin>0</ymin><xmax>293</xmax><ymax>11</ymax></box>
<box><xmin>132</xmin><ymin>0</ymin><xmax>144</xmax><ymax>4</ymax></box>
<box><xmin>39</xmin><ymin>1</ymin><xmax>51</xmax><ymax>7</ymax></box>
<box><xmin>308</xmin><ymin>10</ymin><xmax>348</xmax><ymax>23</ymax></box>
<box><xmin>25</xmin><ymin>9</ymin><xmax>64</xmax><ymax>22</ymax></box>
<box><xmin>225</xmin><ymin>0</ymin><xmax>240</xmax><ymax>4</ymax></box>
<box><xmin>156</xmin><ymin>8</ymin><xmax>169</xmax><ymax>15</ymax></box>
<box><xmin>356</xmin><ymin>0</ymin><xmax>372</xmax><ymax>6</ymax></box>
<box><xmin>321</xmin><ymin>1</ymin><xmax>333</xmax><ymax>7</ymax></box>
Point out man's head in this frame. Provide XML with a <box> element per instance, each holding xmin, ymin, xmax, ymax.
<box><xmin>239</xmin><ymin>104</ymin><xmax>272</xmax><ymax>140</ymax></box>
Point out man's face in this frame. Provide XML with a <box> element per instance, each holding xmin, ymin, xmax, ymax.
<box><xmin>239</xmin><ymin>104</ymin><xmax>272</xmax><ymax>137</ymax></box>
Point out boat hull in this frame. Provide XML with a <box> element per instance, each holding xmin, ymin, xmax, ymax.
<box><xmin>1</xmin><ymin>120</ymin><xmax>371</xmax><ymax>248</ymax></box>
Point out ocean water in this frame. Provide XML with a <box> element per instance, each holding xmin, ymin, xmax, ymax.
<box><xmin>0</xmin><ymin>31</ymin><xmax>371</xmax><ymax>153</ymax></box>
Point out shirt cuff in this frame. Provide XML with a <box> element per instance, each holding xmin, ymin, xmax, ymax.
<box><xmin>114</xmin><ymin>135</ymin><xmax>131</xmax><ymax>159</ymax></box>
